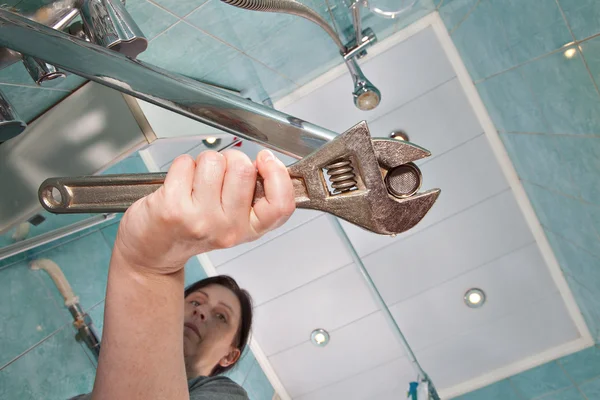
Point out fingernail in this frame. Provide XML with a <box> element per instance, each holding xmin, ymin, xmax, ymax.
<box><xmin>262</xmin><ymin>149</ymin><xmax>275</xmax><ymax>162</ymax></box>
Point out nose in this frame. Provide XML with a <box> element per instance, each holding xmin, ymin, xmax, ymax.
<box><xmin>192</xmin><ymin>307</ymin><xmax>206</xmax><ymax>322</ymax></box>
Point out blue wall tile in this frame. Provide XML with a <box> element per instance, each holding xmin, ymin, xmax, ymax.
<box><xmin>87</xmin><ymin>301</ymin><xmax>105</xmax><ymax>341</ymax></box>
<box><xmin>185</xmin><ymin>0</ymin><xmax>295</xmax><ymax>54</ymax></box>
<box><xmin>453</xmin><ymin>379</ymin><xmax>521</xmax><ymax>400</ymax></box>
<box><xmin>439</xmin><ymin>0</ymin><xmax>479</xmax><ymax>32</ymax></box>
<box><xmin>449</xmin><ymin>0</ymin><xmax>515</xmax><ymax>81</ymax></box>
<box><xmin>138</xmin><ymin>22</ymin><xmax>241</xmax><ymax>81</ymax></box>
<box><xmin>34</xmin><ymin>232</ymin><xmax>113</xmax><ymax>311</ymax></box>
<box><xmin>0</xmin><ymin>261</ymin><xmax>67</xmax><ymax>367</ymax></box>
<box><xmin>243</xmin><ymin>359</ymin><xmax>275</xmax><ymax>400</ymax></box>
<box><xmin>184</xmin><ymin>256</ymin><xmax>208</xmax><ymax>287</ymax></box>
<box><xmin>500</xmin><ymin>133</ymin><xmax>578</xmax><ymax>195</ymax></box>
<box><xmin>559</xmin><ymin>346</ymin><xmax>600</xmax><ymax>384</ymax></box>
<box><xmin>0</xmin><ymin>84</ymin><xmax>70</xmax><ymax>123</ymax></box>
<box><xmin>500</xmin><ymin>0</ymin><xmax>571</xmax><ymax>68</ymax></box>
<box><xmin>509</xmin><ymin>362</ymin><xmax>572</xmax><ymax>399</ymax></box>
<box><xmin>539</xmin><ymin>387</ymin><xmax>586</xmax><ymax>400</ymax></box>
<box><xmin>151</xmin><ymin>0</ymin><xmax>207</xmax><ymax>17</ymax></box>
<box><xmin>519</xmin><ymin>46</ymin><xmax>600</xmax><ymax>136</ymax></box>
<box><xmin>554</xmin><ymin>135</ymin><xmax>600</xmax><ymax>205</ymax></box>
<box><xmin>580</xmin><ymin>377</ymin><xmax>600</xmax><ymax>399</ymax></box>
<box><xmin>224</xmin><ymin>349</ymin><xmax>256</xmax><ymax>386</ymax></box>
<box><xmin>558</xmin><ymin>0</ymin><xmax>600</xmax><ymax>40</ymax></box>
<box><xmin>246</xmin><ymin>18</ymin><xmax>342</xmax><ymax>86</ymax></box>
<box><xmin>580</xmin><ymin>36</ymin><xmax>600</xmax><ymax>93</ymax></box>
<box><xmin>100</xmin><ymin>221</ymin><xmax>120</xmax><ymax>250</ymax></box>
<box><xmin>0</xmin><ymin>327</ymin><xmax>95</xmax><ymax>400</ymax></box>
<box><xmin>523</xmin><ymin>184</ymin><xmax>600</xmax><ymax>258</ymax></box>
<box><xmin>126</xmin><ymin>0</ymin><xmax>179</xmax><ymax>40</ymax></box>
<box><xmin>476</xmin><ymin>69</ymin><xmax>547</xmax><ymax>133</ymax></box>
<box><xmin>546</xmin><ymin>231</ymin><xmax>600</xmax><ymax>342</ymax></box>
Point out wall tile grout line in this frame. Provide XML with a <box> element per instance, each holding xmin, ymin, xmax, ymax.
<box><xmin>554</xmin><ymin>0</ymin><xmax>600</xmax><ymax>98</ymax></box>
<box><xmin>556</xmin><ymin>358</ymin><xmax>591</xmax><ymax>400</ymax></box>
<box><xmin>448</xmin><ymin>0</ymin><xmax>481</xmax><ymax>36</ymax></box>
<box><xmin>0</xmin><ymin>323</ymin><xmax>70</xmax><ymax>371</ymax></box>
<box><xmin>472</xmin><ymin>31</ymin><xmax>600</xmax><ymax>86</ymax></box>
<box><xmin>521</xmin><ymin>179</ymin><xmax>600</xmax><ymax>209</ymax></box>
<box><xmin>542</xmin><ymin>227</ymin><xmax>600</xmax><ymax>262</ymax></box>
<box><xmin>178</xmin><ymin>20</ymin><xmax>302</xmax><ymax>86</ymax></box>
<box><xmin>507</xmin><ymin>377</ymin><xmax>527</xmax><ymax>400</ymax></box>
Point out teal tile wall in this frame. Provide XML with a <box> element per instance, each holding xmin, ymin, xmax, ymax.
<box><xmin>440</xmin><ymin>0</ymin><xmax>600</xmax><ymax>399</ymax></box>
<box><xmin>1</xmin><ymin>0</ymin><xmax>436</xmax><ymax>127</ymax></box>
<box><xmin>0</xmin><ymin>154</ymin><xmax>274</xmax><ymax>399</ymax></box>
<box><xmin>453</xmin><ymin>346</ymin><xmax>600</xmax><ymax>400</ymax></box>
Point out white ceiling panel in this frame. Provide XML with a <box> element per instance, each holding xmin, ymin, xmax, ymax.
<box><xmin>279</xmin><ymin>27</ymin><xmax>456</xmax><ymax>134</ymax></box>
<box><xmin>340</xmin><ymin>133</ymin><xmax>510</xmax><ymax>257</ymax></box>
<box><xmin>295</xmin><ymin>357</ymin><xmax>415</xmax><ymax>400</ymax></box>
<box><xmin>417</xmin><ymin>294</ymin><xmax>580</xmax><ymax>391</ymax></box>
<box><xmin>208</xmin><ymin>209</ymin><xmax>322</xmax><ymax>267</ymax></box>
<box><xmin>217</xmin><ymin>215</ymin><xmax>352</xmax><ymax>305</ymax></box>
<box><xmin>389</xmin><ymin>243</ymin><xmax>559</xmax><ymax>352</ymax></box>
<box><xmin>253</xmin><ymin>265</ymin><xmax>380</xmax><ymax>356</ymax></box>
<box><xmin>367</xmin><ymin>78</ymin><xmax>483</xmax><ymax>158</ymax></box>
<box><xmin>362</xmin><ymin>189</ymin><xmax>535</xmax><ymax>306</ymax></box>
<box><xmin>269</xmin><ymin>311</ymin><xmax>407</xmax><ymax>397</ymax></box>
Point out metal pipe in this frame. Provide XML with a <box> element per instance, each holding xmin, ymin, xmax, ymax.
<box><xmin>351</xmin><ymin>2</ymin><xmax>362</xmax><ymax>50</ymax></box>
<box><xmin>0</xmin><ymin>213</ymin><xmax>116</xmax><ymax>261</ymax></box>
<box><xmin>328</xmin><ymin>215</ymin><xmax>440</xmax><ymax>399</ymax></box>
<box><xmin>0</xmin><ymin>2</ymin><xmax>80</xmax><ymax>71</ymax></box>
<box><xmin>0</xmin><ymin>10</ymin><xmax>338</xmax><ymax>159</ymax></box>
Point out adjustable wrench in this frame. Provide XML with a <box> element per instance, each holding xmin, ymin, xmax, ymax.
<box><xmin>38</xmin><ymin>121</ymin><xmax>440</xmax><ymax>235</ymax></box>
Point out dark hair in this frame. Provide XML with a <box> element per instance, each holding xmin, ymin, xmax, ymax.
<box><xmin>184</xmin><ymin>275</ymin><xmax>253</xmax><ymax>376</ymax></box>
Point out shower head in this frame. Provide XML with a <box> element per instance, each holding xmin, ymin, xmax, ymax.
<box><xmin>346</xmin><ymin>58</ymin><xmax>381</xmax><ymax>111</ymax></box>
<box><xmin>219</xmin><ymin>0</ymin><xmax>381</xmax><ymax>111</ymax></box>
<box><xmin>0</xmin><ymin>89</ymin><xmax>26</xmax><ymax>142</ymax></box>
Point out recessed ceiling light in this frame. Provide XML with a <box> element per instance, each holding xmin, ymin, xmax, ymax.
<box><xmin>310</xmin><ymin>329</ymin><xmax>330</xmax><ymax>347</ymax></box>
<box><xmin>203</xmin><ymin>137</ymin><xmax>221</xmax><ymax>148</ymax></box>
<box><xmin>464</xmin><ymin>288</ymin><xmax>486</xmax><ymax>308</ymax></box>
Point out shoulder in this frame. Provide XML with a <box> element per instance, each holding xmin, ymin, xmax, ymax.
<box><xmin>189</xmin><ymin>375</ymin><xmax>249</xmax><ymax>400</ymax></box>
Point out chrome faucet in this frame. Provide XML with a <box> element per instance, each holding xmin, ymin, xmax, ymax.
<box><xmin>0</xmin><ymin>10</ymin><xmax>337</xmax><ymax>159</ymax></box>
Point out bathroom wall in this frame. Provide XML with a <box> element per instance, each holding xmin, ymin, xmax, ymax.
<box><xmin>437</xmin><ymin>0</ymin><xmax>600</xmax><ymax>399</ymax></box>
<box><xmin>0</xmin><ymin>0</ymin><xmax>436</xmax><ymax>124</ymax></box>
<box><xmin>0</xmin><ymin>153</ymin><xmax>276</xmax><ymax>400</ymax></box>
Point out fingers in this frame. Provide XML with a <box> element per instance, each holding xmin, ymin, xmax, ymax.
<box><xmin>250</xmin><ymin>150</ymin><xmax>295</xmax><ymax>234</ymax></box>
<box><xmin>163</xmin><ymin>155</ymin><xmax>195</xmax><ymax>203</ymax></box>
<box><xmin>221</xmin><ymin>150</ymin><xmax>257</xmax><ymax>222</ymax></box>
<box><xmin>192</xmin><ymin>151</ymin><xmax>226</xmax><ymax>210</ymax></box>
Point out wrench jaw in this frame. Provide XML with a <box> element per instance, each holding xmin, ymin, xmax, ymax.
<box><xmin>287</xmin><ymin>121</ymin><xmax>441</xmax><ymax>236</ymax></box>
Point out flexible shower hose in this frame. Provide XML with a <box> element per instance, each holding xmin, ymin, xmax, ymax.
<box><xmin>220</xmin><ymin>0</ymin><xmax>346</xmax><ymax>53</ymax></box>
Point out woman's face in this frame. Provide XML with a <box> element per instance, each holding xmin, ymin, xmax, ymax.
<box><xmin>183</xmin><ymin>284</ymin><xmax>242</xmax><ymax>377</ymax></box>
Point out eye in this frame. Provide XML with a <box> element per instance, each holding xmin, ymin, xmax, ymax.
<box><xmin>217</xmin><ymin>313</ymin><xmax>227</xmax><ymax>323</ymax></box>
<box><xmin>191</xmin><ymin>300</ymin><xmax>200</xmax><ymax>307</ymax></box>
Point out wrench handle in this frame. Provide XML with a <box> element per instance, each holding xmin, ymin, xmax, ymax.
<box><xmin>39</xmin><ymin>172</ymin><xmax>308</xmax><ymax>214</ymax></box>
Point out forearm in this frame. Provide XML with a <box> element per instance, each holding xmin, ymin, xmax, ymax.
<box><xmin>92</xmin><ymin>246</ymin><xmax>189</xmax><ymax>400</ymax></box>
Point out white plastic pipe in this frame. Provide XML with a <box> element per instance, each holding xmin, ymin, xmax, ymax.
<box><xmin>30</xmin><ymin>258</ymin><xmax>79</xmax><ymax>307</ymax></box>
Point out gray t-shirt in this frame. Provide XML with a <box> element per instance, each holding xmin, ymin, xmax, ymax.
<box><xmin>70</xmin><ymin>375</ymin><xmax>249</xmax><ymax>400</ymax></box>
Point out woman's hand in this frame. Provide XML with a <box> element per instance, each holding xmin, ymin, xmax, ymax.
<box><xmin>113</xmin><ymin>149</ymin><xmax>295</xmax><ymax>275</ymax></box>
